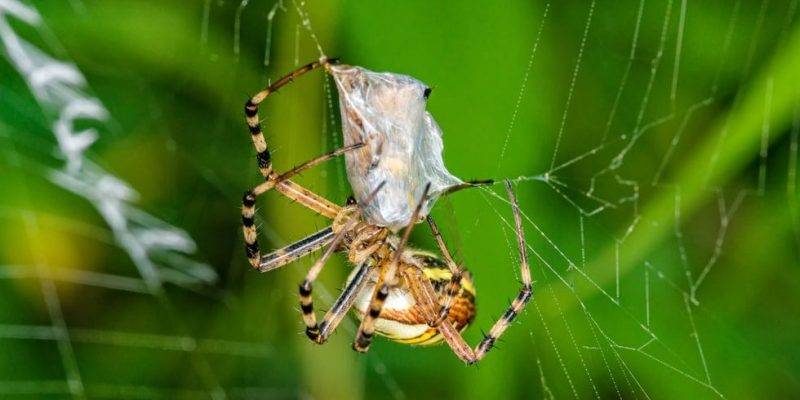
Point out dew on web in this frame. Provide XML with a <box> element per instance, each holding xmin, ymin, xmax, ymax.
<box><xmin>233</xmin><ymin>0</ymin><xmax>250</xmax><ymax>60</ymax></box>
<box><xmin>495</xmin><ymin>2</ymin><xmax>550</xmax><ymax>174</ymax></box>
<box><xmin>602</xmin><ymin>0</ymin><xmax>645</xmax><ymax>142</ymax></box>
<box><xmin>262</xmin><ymin>1</ymin><xmax>284</xmax><ymax>67</ymax></box>
<box><xmin>549</xmin><ymin>0</ymin><xmax>595</xmax><ymax>172</ymax></box>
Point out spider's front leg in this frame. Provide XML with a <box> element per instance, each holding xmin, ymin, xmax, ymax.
<box><xmin>244</xmin><ymin>59</ymin><xmax>330</xmax><ymax>179</ymax></box>
<box><xmin>240</xmin><ymin>59</ymin><xmax>363</xmax><ymax>270</ymax></box>
<box><xmin>241</xmin><ymin>144</ymin><xmax>361</xmax><ymax>269</ymax></box>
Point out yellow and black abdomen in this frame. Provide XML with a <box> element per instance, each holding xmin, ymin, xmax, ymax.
<box><xmin>350</xmin><ymin>251</ymin><xmax>476</xmax><ymax>346</ymax></box>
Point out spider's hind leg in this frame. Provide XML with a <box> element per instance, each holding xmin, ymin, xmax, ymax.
<box><xmin>418</xmin><ymin>180</ymin><xmax>533</xmax><ymax>364</ymax></box>
<box><xmin>426</xmin><ymin>216</ymin><xmax>466</xmax><ymax>327</ymax></box>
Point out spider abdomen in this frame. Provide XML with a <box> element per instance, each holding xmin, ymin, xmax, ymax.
<box><xmin>349</xmin><ymin>252</ymin><xmax>476</xmax><ymax>345</ymax></box>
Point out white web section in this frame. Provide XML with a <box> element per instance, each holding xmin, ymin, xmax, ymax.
<box><xmin>1</xmin><ymin>0</ymin><xmax>798</xmax><ymax>398</ymax></box>
<box><xmin>478</xmin><ymin>0</ymin><xmax>798</xmax><ymax>398</ymax></box>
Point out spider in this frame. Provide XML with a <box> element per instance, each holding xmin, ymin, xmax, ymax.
<box><xmin>240</xmin><ymin>57</ymin><xmax>532</xmax><ymax>364</ymax></box>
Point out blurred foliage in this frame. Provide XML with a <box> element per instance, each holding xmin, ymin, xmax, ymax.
<box><xmin>1</xmin><ymin>0</ymin><xmax>799</xmax><ymax>399</ymax></box>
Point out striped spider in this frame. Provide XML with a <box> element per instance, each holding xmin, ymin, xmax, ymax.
<box><xmin>240</xmin><ymin>58</ymin><xmax>532</xmax><ymax>364</ymax></box>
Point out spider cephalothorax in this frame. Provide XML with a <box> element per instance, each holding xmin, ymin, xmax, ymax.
<box><xmin>240</xmin><ymin>57</ymin><xmax>532</xmax><ymax>363</ymax></box>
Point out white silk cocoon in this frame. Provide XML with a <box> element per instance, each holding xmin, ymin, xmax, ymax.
<box><xmin>330</xmin><ymin>64</ymin><xmax>462</xmax><ymax>231</ymax></box>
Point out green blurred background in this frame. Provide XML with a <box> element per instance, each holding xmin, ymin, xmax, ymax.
<box><xmin>1</xmin><ymin>0</ymin><xmax>799</xmax><ymax>399</ymax></box>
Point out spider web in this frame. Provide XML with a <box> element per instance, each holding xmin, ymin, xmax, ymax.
<box><xmin>0</xmin><ymin>0</ymin><xmax>798</xmax><ymax>399</ymax></box>
<box><xmin>470</xmin><ymin>1</ymin><xmax>800</xmax><ymax>398</ymax></box>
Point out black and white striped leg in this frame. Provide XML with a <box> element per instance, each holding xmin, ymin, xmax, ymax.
<box><xmin>473</xmin><ymin>180</ymin><xmax>532</xmax><ymax>361</ymax></box>
<box><xmin>298</xmin><ymin>220</ymin><xmax>357</xmax><ymax>341</ymax></box>
<box><xmin>473</xmin><ymin>285</ymin><xmax>531</xmax><ymax>360</ymax></box>
<box><xmin>298</xmin><ymin>281</ymin><xmax>319</xmax><ymax>340</ymax></box>
<box><xmin>303</xmin><ymin>261</ymin><xmax>373</xmax><ymax>344</ymax></box>
<box><xmin>352</xmin><ymin>283</ymin><xmax>389</xmax><ymax>352</ymax></box>
<box><xmin>244</xmin><ymin>99</ymin><xmax>273</xmax><ymax>179</ymax></box>
<box><xmin>261</xmin><ymin>226</ymin><xmax>335</xmax><ymax>272</ymax></box>
<box><xmin>240</xmin><ymin>142</ymin><xmax>362</xmax><ymax>270</ymax></box>
<box><xmin>241</xmin><ymin>182</ymin><xmax>270</xmax><ymax>269</ymax></box>
<box><xmin>241</xmin><ymin>59</ymin><xmax>362</xmax><ymax>269</ymax></box>
<box><xmin>244</xmin><ymin>59</ymin><xmax>328</xmax><ymax>179</ymax></box>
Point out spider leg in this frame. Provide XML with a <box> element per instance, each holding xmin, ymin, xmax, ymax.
<box><xmin>438</xmin><ymin>179</ymin><xmax>495</xmax><ymax>197</ymax></box>
<box><xmin>426</xmin><ymin>216</ymin><xmax>465</xmax><ymax>327</ymax></box>
<box><xmin>305</xmin><ymin>261</ymin><xmax>374</xmax><ymax>344</ymax></box>
<box><xmin>402</xmin><ymin>267</ymin><xmax>443</xmax><ymax>323</ymax></box>
<box><xmin>260</xmin><ymin>226</ymin><xmax>335</xmax><ymax>272</ymax></box>
<box><xmin>353</xmin><ymin>184</ymin><xmax>431</xmax><ymax>353</ymax></box>
<box><xmin>424</xmin><ymin>177</ymin><xmax>495</xmax><ymax>314</ymax></box>
<box><xmin>420</xmin><ymin>180</ymin><xmax>532</xmax><ymax>364</ymax></box>
<box><xmin>244</xmin><ymin>59</ymin><xmax>328</xmax><ymax>179</ymax></box>
<box><xmin>351</xmin><ymin>279</ymin><xmax>387</xmax><ymax>353</ymax></box>
<box><xmin>241</xmin><ymin>144</ymin><xmax>360</xmax><ymax>270</ymax></box>
<box><xmin>274</xmin><ymin>143</ymin><xmax>364</xmax><ymax>185</ymax></box>
<box><xmin>241</xmin><ymin>58</ymin><xmax>360</xmax><ymax>269</ymax></box>
<box><xmin>298</xmin><ymin>182</ymin><xmax>387</xmax><ymax>343</ymax></box>
<box><xmin>299</xmin><ymin>219</ymin><xmax>357</xmax><ymax>341</ymax></box>
<box><xmin>268</xmin><ymin>141</ymin><xmax>362</xmax><ymax>218</ymax></box>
